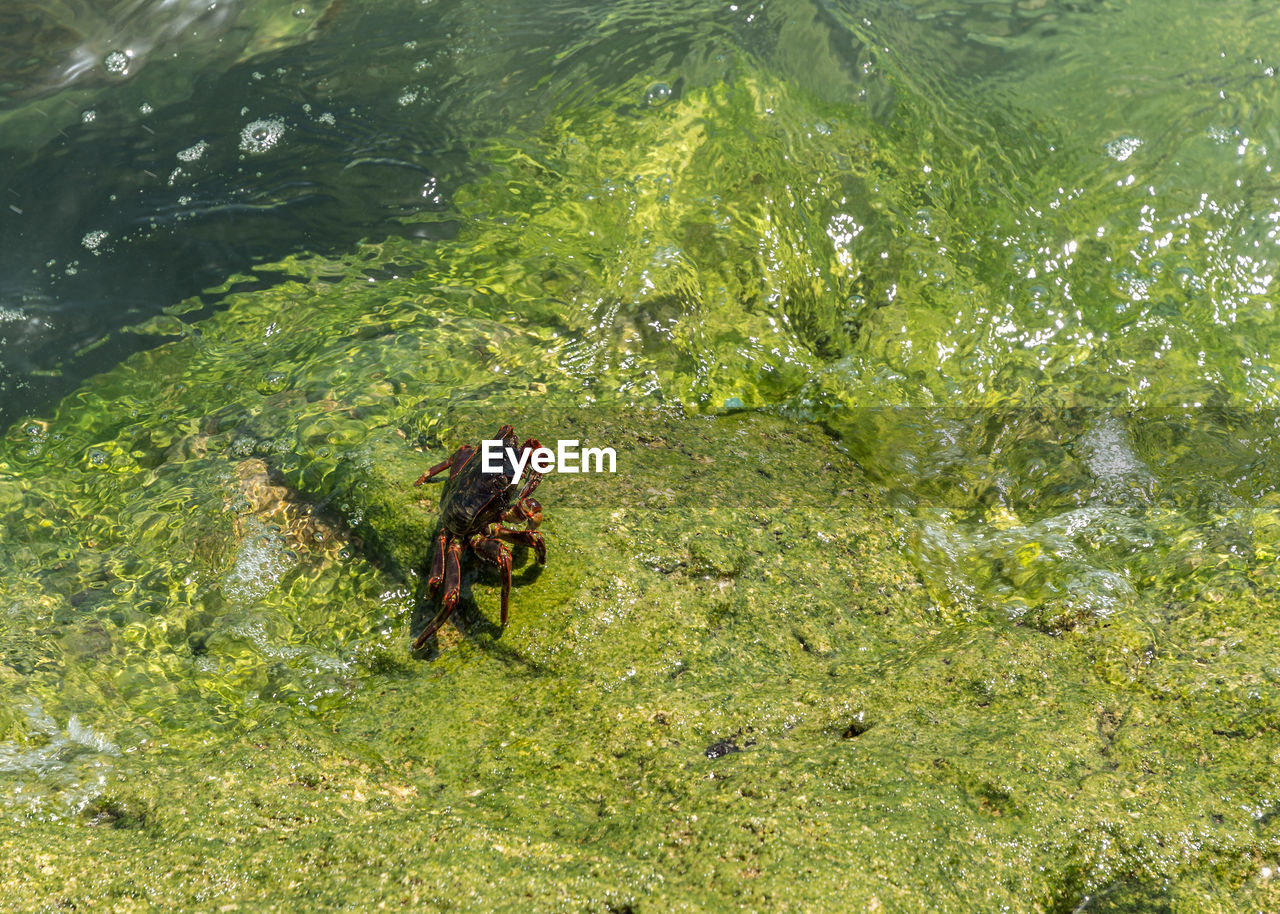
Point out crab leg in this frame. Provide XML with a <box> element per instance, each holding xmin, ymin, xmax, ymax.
<box><xmin>514</xmin><ymin>439</ymin><xmax>544</xmax><ymax>497</ymax></box>
<box><xmin>415</xmin><ymin>444</ymin><xmax>476</xmax><ymax>487</ymax></box>
<box><xmin>469</xmin><ymin>535</ymin><xmax>514</xmax><ymax>627</ymax></box>
<box><xmin>492</xmin><ymin>525</ymin><xmax>546</xmax><ymax>565</ymax></box>
<box><xmin>501</xmin><ymin>496</ymin><xmax>543</xmax><ymax>529</ymax></box>
<box><xmin>414</xmin><ymin>456</ymin><xmax>454</xmax><ymax>487</ymax></box>
<box><xmin>413</xmin><ymin>539</ymin><xmax>463</xmax><ymax>649</ymax></box>
<box><xmin>426</xmin><ymin>530</ymin><xmax>448</xmax><ymax>594</ymax></box>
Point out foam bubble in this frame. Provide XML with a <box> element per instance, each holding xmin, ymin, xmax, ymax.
<box><xmin>223</xmin><ymin>519</ymin><xmax>291</xmax><ymax>606</ymax></box>
<box><xmin>176</xmin><ymin>140</ymin><xmax>209</xmax><ymax>162</ymax></box>
<box><xmin>103</xmin><ymin>50</ymin><xmax>132</xmax><ymax>76</ymax></box>
<box><xmin>1105</xmin><ymin>136</ymin><xmax>1142</xmax><ymax>162</ymax></box>
<box><xmin>644</xmin><ymin>83</ymin><xmax>673</xmax><ymax>107</ymax></box>
<box><xmin>239</xmin><ymin>117</ymin><xmax>286</xmax><ymax>154</ymax></box>
<box><xmin>81</xmin><ymin>230</ymin><xmax>109</xmax><ymax>253</ymax></box>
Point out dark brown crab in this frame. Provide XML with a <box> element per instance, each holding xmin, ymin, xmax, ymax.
<box><xmin>412</xmin><ymin>425</ymin><xmax>546</xmax><ymax>649</ymax></box>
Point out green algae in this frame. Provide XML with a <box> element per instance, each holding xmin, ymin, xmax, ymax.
<box><xmin>3</xmin><ymin>407</ymin><xmax>1279</xmax><ymax>911</ymax></box>
<box><xmin>2</xmin><ymin>9</ymin><xmax>1280</xmax><ymax>913</ymax></box>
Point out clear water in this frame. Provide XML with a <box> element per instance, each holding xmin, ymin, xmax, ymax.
<box><xmin>2</xmin><ymin>0</ymin><xmax>1280</xmax><ymax>908</ymax></box>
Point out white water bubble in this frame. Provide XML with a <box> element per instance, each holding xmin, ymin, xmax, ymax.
<box><xmin>644</xmin><ymin>83</ymin><xmax>673</xmax><ymax>107</ymax></box>
<box><xmin>81</xmin><ymin>230</ymin><xmax>109</xmax><ymax>253</ymax></box>
<box><xmin>223</xmin><ymin>519</ymin><xmax>291</xmax><ymax>606</ymax></box>
<box><xmin>827</xmin><ymin>212</ymin><xmax>865</xmax><ymax>269</ymax></box>
<box><xmin>239</xmin><ymin>117</ymin><xmax>286</xmax><ymax>154</ymax></box>
<box><xmin>1105</xmin><ymin>136</ymin><xmax>1142</xmax><ymax>162</ymax></box>
<box><xmin>176</xmin><ymin>140</ymin><xmax>209</xmax><ymax>162</ymax></box>
<box><xmin>103</xmin><ymin>50</ymin><xmax>131</xmax><ymax>76</ymax></box>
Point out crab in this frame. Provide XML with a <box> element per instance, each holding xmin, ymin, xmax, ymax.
<box><xmin>411</xmin><ymin>425</ymin><xmax>547</xmax><ymax>649</ymax></box>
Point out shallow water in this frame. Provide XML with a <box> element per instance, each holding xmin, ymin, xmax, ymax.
<box><xmin>2</xmin><ymin>0</ymin><xmax>1280</xmax><ymax>909</ymax></box>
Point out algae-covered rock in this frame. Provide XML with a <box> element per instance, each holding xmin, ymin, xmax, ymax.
<box><xmin>3</xmin><ymin>387</ymin><xmax>1280</xmax><ymax>910</ymax></box>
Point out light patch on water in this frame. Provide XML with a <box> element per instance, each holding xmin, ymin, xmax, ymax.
<box><xmin>1003</xmin><ymin>565</ymin><xmax>1134</xmax><ymax>624</ymax></box>
<box><xmin>0</xmin><ymin>698</ymin><xmax>119</xmax><ymax>820</ymax></box>
<box><xmin>222</xmin><ymin>518</ymin><xmax>292</xmax><ymax>606</ymax></box>
<box><xmin>909</xmin><ymin>484</ymin><xmax>1151</xmax><ymax>632</ymax></box>
<box><xmin>239</xmin><ymin>117</ymin><xmax>286</xmax><ymax>154</ymax></box>
<box><xmin>225</xmin><ymin>616</ymin><xmax>350</xmax><ymax>672</ymax></box>
<box><xmin>1061</xmin><ymin>568</ymin><xmax>1134</xmax><ymax>619</ymax></box>
<box><xmin>67</xmin><ymin>715</ymin><xmax>120</xmax><ymax>755</ymax></box>
<box><xmin>827</xmin><ymin>213</ymin><xmax>864</xmax><ymax>271</ymax></box>
<box><xmin>1079</xmin><ymin>415</ymin><xmax>1154</xmax><ymax>493</ymax></box>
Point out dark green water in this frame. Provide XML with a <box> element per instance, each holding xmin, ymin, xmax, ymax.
<box><xmin>2</xmin><ymin>0</ymin><xmax>1280</xmax><ymax>910</ymax></box>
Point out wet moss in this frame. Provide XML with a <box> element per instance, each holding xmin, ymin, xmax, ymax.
<box><xmin>3</xmin><ymin>404</ymin><xmax>1278</xmax><ymax>911</ymax></box>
